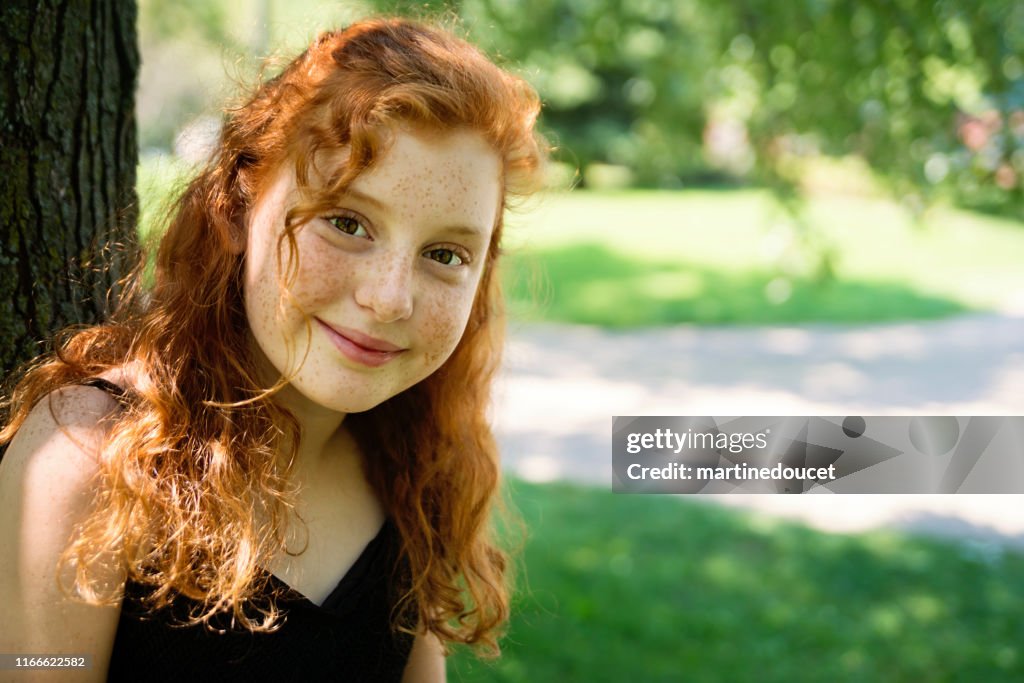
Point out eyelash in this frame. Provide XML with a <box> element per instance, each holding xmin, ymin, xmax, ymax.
<box><xmin>322</xmin><ymin>213</ymin><xmax>471</xmax><ymax>267</ymax></box>
<box><xmin>325</xmin><ymin>212</ymin><xmax>368</xmax><ymax>238</ymax></box>
<box><xmin>424</xmin><ymin>247</ymin><xmax>470</xmax><ymax>267</ymax></box>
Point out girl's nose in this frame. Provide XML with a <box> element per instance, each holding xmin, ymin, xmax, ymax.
<box><xmin>353</xmin><ymin>256</ymin><xmax>414</xmax><ymax>323</ymax></box>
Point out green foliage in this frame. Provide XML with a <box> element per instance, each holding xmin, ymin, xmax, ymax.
<box><xmin>450</xmin><ymin>479</ymin><xmax>1024</xmax><ymax>681</ymax></box>
<box><xmin>141</xmin><ymin>0</ymin><xmax>244</xmax><ymax>49</ymax></box>
<box><xmin>459</xmin><ymin>0</ymin><xmax>718</xmax><ymax>187</ymax></box>
<box><xmin>722</xmin><ymin>1</ymin><xmax>1024</xmax><ymax>218</ymax></box>
<box><xmin>441</xmin><ymin>0</ymin><xmax>1023</xmax><ymax>217</ymax></box>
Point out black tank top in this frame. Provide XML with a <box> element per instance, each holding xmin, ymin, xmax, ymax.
<box><xmin>78</xmin><ymin>377</ymin><xmax>416</xmax><ymax>682</ymax></box>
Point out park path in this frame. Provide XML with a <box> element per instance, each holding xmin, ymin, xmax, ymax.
<box><xmin>493</xmin><ymin>312</ymin><xmax>1024</xmax><ymax>550</ymax></box>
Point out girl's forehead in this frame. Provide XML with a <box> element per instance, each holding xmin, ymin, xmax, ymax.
<box><xmin>310</xmin><ymin>126</ymin><xmax>498</xmax><ymax>182</ymax></box>
<box><xmin>362</xmin><ymin>130</ymin><xmax>499</xmax><ymax>186</ymax></box>
<box><xmin>304</xmin><ymin>127</ymin><xmax>503</xmax><ymax>218</ymax></box>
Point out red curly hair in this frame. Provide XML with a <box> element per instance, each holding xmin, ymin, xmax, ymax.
<box><xmin>0</xmin><ymin>17</ymin><xmax>546</xmax><ymax>656</ymax></box>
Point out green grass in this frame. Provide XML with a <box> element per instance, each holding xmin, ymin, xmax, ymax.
<box><xmin>502</xmin><ymin>190</ymin><xmax>1024</xmax><ymax>326</ymax></box>
<box><xmin>450</xmin><ymin>480</ymin><xmax>1024</xmax><ymax>682</ymax></box>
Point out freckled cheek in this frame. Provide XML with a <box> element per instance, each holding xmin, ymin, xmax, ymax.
<box><xmin>244</xmin><ymin>250</ymin><xmax>283</xmax><ymax>331</ymax></box>
<box><xmin>283</xmin><ymin>235</ymin><xmax>351</xmax><ymax>313</ymax></box>
<box><xmin>415</xmin><ymin>286</ymin><xmax>477</xmax><ymax>368</ymax></box>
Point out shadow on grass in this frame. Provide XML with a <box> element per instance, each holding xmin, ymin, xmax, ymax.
<box><xmin>450</xmin><ymin>480</ymin><xmax>1024</xmax><ymax>683</ymax></box>
<box><xmin>504</xmin><ymin>243</ymin><xmax>972</xmax><ymax>327</ymax></box>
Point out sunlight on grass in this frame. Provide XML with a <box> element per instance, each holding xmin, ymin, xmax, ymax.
<box><xmin>503</xmin><ymin>189</ymin><xmax>1024</xmax><ymax>326</ymax></box>
<box><xmin>449</xmin><ymin>479</ymin><xmax>1024</xmax><ymax>682</ymax></box>
<box><xmin>636</xmin><ymin>271</ymin><xmax>706</xmax><ymax>300</ymax></box>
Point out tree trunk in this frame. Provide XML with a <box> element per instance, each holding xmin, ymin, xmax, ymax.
<box><xmin>0</xmin><ymin>0</ymin><xmax>139</xmax><ymax>378</ymax></box>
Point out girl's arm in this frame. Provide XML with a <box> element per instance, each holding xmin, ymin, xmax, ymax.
<box><xmin>0</xmin><ymin>384</ymin><xmax>126</xmax><ymax>682</ymax></box>
<box><xmin>401</xmin><ymin>630</ymin><xmax>446</xmax><ymax>683</ymax></box>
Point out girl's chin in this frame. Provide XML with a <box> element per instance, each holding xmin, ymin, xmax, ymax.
<box><xmin>295</xmin><ymin>384</ymin><xmax>401</xmax><ymax>415</ymax></box>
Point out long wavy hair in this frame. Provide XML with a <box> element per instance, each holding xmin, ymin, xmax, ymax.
<box><xmin>0</xmin><ymin>18</ymin><xmax>546</xmax><ymax>656</ymax></box>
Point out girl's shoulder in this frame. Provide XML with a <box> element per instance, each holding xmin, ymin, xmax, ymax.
<box><xmin>0</xmin><ymin>370</ymin><xmax>131</xmax><ymax>672</ymax></box>
<box><xmin>3</xmin><ymin>368</ymin><xmax>131</xmax><ymax>485</ymax></box>
<box><xmin>0</xmin><ymin>362</ymin><xmax>142</xmax><ymax>475</ymax></box>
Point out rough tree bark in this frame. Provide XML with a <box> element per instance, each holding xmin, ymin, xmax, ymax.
<box><xmin>0</xmin><ymin>0</ymin><xmax>139</xmax><ymax>379</ymax></box>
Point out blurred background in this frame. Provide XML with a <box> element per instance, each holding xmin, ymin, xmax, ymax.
<box><xmin>136</xmin><ymin>0</ymin><xmax>1024</xmax><ymax>680</ymax></box>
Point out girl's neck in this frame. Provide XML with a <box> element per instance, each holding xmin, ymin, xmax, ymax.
<box><xmin>271</xmin><ymin>379</ymin><xmax>353</xmax><ymax>479</ymax></box>
<box><xmin>247</xmin><ymin>331</ymin><xmax>350</xmax><ymax>473</ymax></box>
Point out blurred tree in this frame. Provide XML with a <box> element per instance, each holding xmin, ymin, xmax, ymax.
<box><xmin>724</xmin><ymin>0</ymin><xmax>1023</xmax><ymax>218</ymax></box>
<box><xmin>0</xmin><ymin>0</ymin><xmax>140</xmax><ymax>378</ymax></box>
<box><xmin>369</xmin><ymin>0</ymin><xmax>460</xmax><ymax>16</ymax></box>
<box><xmin>137</xmin><ymin>0</ymin><xmax>250</xmax><ymax>150</ymax></box>
<box><xmin>142</xmin><ymin>0</ymin><xmax>246</xmax><ymax>50</ymax></box>
<box><xmin>449</xmin><ymin>0</ymin><xmax>1022</xmax><ymax>220</ymax></box>
<box><xmin>462</xmin><ymin>0</ymin><xmax>719</xmax><ymax>188</ymax></box>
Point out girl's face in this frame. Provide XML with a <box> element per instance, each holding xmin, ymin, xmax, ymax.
<box><xmin>243</xmin><ymin>127</ymin><xmax>502</xmax><ymax>414</ymax></box>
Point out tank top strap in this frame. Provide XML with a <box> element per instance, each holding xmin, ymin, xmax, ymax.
<box><xmin>79</xmin><ymin>377</ymin><xmax>130</xmax><ymax>407</ymax></box>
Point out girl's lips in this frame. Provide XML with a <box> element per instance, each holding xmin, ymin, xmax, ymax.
<box><xmin>315</xmin><ymin>318</ymin><xmax>405</xmax><ymax>367</ymax></box>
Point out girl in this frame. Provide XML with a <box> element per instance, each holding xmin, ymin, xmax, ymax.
<box><xmin>0</xmin><ymin>17</ymin><xmax>546</xmax><ymax>681</ymax></box>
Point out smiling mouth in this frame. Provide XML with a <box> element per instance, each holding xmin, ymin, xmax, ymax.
<box><xmin>315</xmin><ymin>318</ymin><xmax>406</xmax><ymax>367</ymax></box>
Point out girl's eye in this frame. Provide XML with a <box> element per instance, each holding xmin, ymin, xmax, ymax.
<box><xmin>327</xmin><ymin>215</ymin><xmax>368</xmax><ymax>238</ymax></box>
<box><xmin>425</xmin><ymin>248</ymin><xmax>465</xmax><ymax>266</ymax></box>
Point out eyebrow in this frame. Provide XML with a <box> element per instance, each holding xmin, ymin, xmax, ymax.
<box><xmin>341</xmin><ymin>188</ymin><xmax>488</xmax><ymax>238</ymax></box>
<box><xmin>442</xmin><ymin>224</ymin><xmax>487</xmax><ymax>238</ymax></box>
<box><xmin>343</xmin><ymin>187</ymin><xmax>386</xmax><ymax>210</ymax></box>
